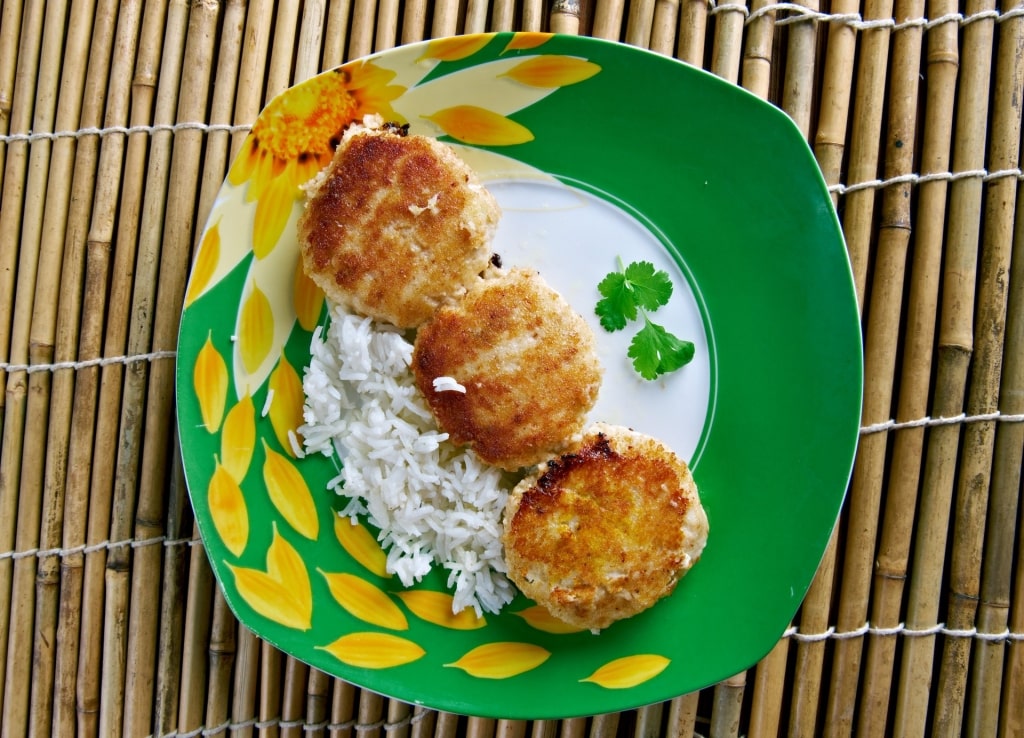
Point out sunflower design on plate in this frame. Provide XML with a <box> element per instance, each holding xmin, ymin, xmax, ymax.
<box><xmin>177</xmin><ymin>33</ymin><xmax>862</xmax><ymax>719</ymax></box>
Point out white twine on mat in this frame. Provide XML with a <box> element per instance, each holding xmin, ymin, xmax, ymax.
<box><xmin>860</xmin><ymin>412</ymin><xmax>1024</xmax><ymax>435</ymax></box>
<box><xmin>0</xmin><ymin>350</ymin><xmax>177</xmax><ymax>374</ymax></box>
<box><xmin>0</xmin><ymin>535</ymin><xmax>200</xmax><ymax>562</ymax></box>
<box><xmin>150</xmin><ymin>707</ymin><xmax>432</xmax><ymax>737</ymax></box>
<box><xmin>0</xmin><ymin>121</ymin><xmax>251</xmax><ymax>144</ymax></box>
<box><xmin>707</xmin><ymin>1</ymin><xmax>1024</xmax><ymax>30</ymax></box>
<box><xmin>784</xmin><ymin>623</ymin><xmax>1024</xmax><ymax>643</ymax></box>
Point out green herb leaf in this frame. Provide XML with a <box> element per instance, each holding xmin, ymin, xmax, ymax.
<box><xmin>595</xmin><ymin>271</ymin><xmax>635</xmax><ymax>331</ymax></box>
<box><xmin>627</xmin><ymin>320</ymin><xmax>696</xmax><ymax>380</ymax></box>
<box><xmin>622</xmin><ymin>261</ymin><xmax>673</xmax><ymax>311</ymax></box>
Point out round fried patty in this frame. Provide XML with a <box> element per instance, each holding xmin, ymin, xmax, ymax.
<box><xmin>298</xmin><ymin>122</ymin><xmax>500</xmax><ymax>328</ymax></box>
<box><xmin>502</xmin><ymin>423</ymin><xmax>709</xmax><ymax>630</ymax></box>
<box><xmin>412</xmin><ymin>267</ymin><xmax>602</xmax><ymax>471</ymax></box>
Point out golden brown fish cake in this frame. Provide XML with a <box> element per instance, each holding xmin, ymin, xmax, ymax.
<box><xmin>412</xmin><ymin>267</ymin><xmax>602</xmax><ymax>471</ymax></box>
<box><xmin>298</xmin><ymin>120</ymin><xmax>500</xmax><ymax>328</ymax></box>
<box><xmin>502</xmin><ymin>423</ymin><xmax>709</xmax><ymax>631</ymax></box>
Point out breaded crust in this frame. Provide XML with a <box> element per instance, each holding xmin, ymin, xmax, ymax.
<box><xmin>502</xmin><ymin>423</ymin><xmax>709</xmax><ymax>630</ymax></box>
<box><xmin>412</xmin><ymin>268</ymin><xmax>602</xmax><ymax>471</ymax></box>
<box><xmin>298</xmin><ymin>124</ymin><xmax>500</xmax><ymax>328</ymax></box>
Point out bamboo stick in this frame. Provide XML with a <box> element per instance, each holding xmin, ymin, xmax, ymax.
<box><xmin>350</xmin><ymin>0</ymin><xmax>377</xmax><ymax>60</ymax></box>
<box><xmin>206</xmin><ymin>589</ymin><xmax>238</xmax><ymax>736</ymax></box>
<box><xmin>281</xmin><ymin>657</ymin><xmax>311</xmax><ymax>738</ymax></box>
<box><xmin>709</xmin><ymin>0</ymin><xmax>747</xmax><ymax>83</ymax></box>
<box><xmin>75</xmin><ymin>4</ymin><xmax>167</xmax><ymax>735</ymax></box>
<box><xmin>634</xmin><ymin>703</ymin><xmax>663</xmax><ymax>738</ymax></box>
<box><xmin>666</xmin><ymin>693</ymin><xmax>698</xmax><ymax>737</ymax></box>
<box><xmin>232</xmin><ymin>0</ymin><xmax>274</xmax><ymax>159</ymax></box>
<box><xmin>260</xmin><ymin>643</ymin><xmax>284</xmax><ymax>738</ymax></box>
<box><xmin>780</xmin><ymin>1</ymin><xmax>819</xmax><ymax>138</ymax></box>
<box><xmin>740</xmin><ymin>0</ymin><xmax>776</xmax><ymax>98</ymax></box>
<box><xmin>172</xmin><ymin>525</ymin><xmax>215</xmax><ymax>735</ymax></box>
<box><xmin>388</xmin><ymin>700</ymin><xmax>413</xmax><ymax>738</ymax></box>
<box><xmin>298</xmin><ymin>0</ymin><xmax>328</xmax><ymax>75</ymax></box>
<box><xmin>231</xmin><ymin>627</ymin><xmax>261</xmax><ymax>738</ymax></box>
<box><xmin>522</xmin><ymin>0</ymin><xmax>544</xmax><ymax>32</ymax></box>
<box><xmin>308</xmin><ymin>669</ymin><xmax>332</xmax><ymax>738</ymax></box>
<box><xmin>356</xmin><ymin>690</ymin><xmax>385</xmax><ymax>738</ymax></box>
<box><xmin>433</xmin><ymin>710</ymin><xmax>460</xmax><ymax>738</ymax></box>
<box><xmin>267</xmin><ymin>0</ymin><xmax>301</xmax><ymax>97</ymax></box>
<box><xmin>30</xmin><ymin>1</ymin><xmax>117</xmax><ymax>731</ymax></box>
<box><xmin>676</xmin><ymin>0</ymin><xmax>709</xmax><ymax>66</ymax></box>
<box><xmin>94</xmin><ymin>1</ymin><xmax>189</xmax><ymax>734</ymax></box>
<box><xmin>625</xmin><ymin>0</ymin><xmax>655</xmax><ymax>47</ymax></box>
<box><xmin>932</xmin><ymin>5</ymin><xmax>1018</xmax><ymax>733</ymax></box>
<box><xmin>50</xmin><ymin>3</ymin><xmax>140</xmax><ymax>733</ymax></box>
<box><xmin>151</xmin><ymin>449</ymin><xmax>192</xmax><ymax>736</ymax></box>
<box><xmin>0</xmin><ymin>3</ymin><xmax>72</xmax><ymax>735</ymax></box>
<box><xmin>592</xmin><ymin>0</ymin><xmax>625</xmax><ymax>39</ymax></box>
<box><xmin>376</xmin><ymin>0</ymin><xmax>400</xmax><ymax>48</ymax></box>
<box><xmin>856</xmin><ymin>0</ymin><xmax>960</xmax><ymax>729</ymax></box>
<box><xmin>464</xmin><ymin>0</ymin><xmax>489</xmax><ymax>33</ymax></box>
<box><xmin>650</xmin><ymin>0</ymin><xmax>680</xmax><ymax>55</ymax></box>
<box><xmin>892</xmin><ymin>1</ymin><xmax>996</xmax><ymax>733</ymax></box>
<box><xmin>589</xmin><ymin>712</ymin><xmax>620</xmax><ymax>737</ymax></box>
<box><xmin>999</xmin><ymin>193</ymin><xmax>1024</xmax><ymax>736</ymax></box>
<box><xmin>118</xmin><ymin>4</ymin><xmax>220</xmax><ymax>733</ymax></box>
<box><xmin>489</xmin><ymin>0</ymin><xmax>515</xmax><ymax>32</ymax></box>
<box><xmin>748</xmin><ymin>638</ymin><xmax>789</xmax><ymax>737</ymax></box>
<box><xmin>560</xmin><ymin>717</ymin><xmax>587</xmax><ymax>738</ymax></box>
<box><xmin>328</xmin><ymin>681</ymin><xmax>355</xmax><ymax>738</ymax></box>
<box><xmin>466</xmin><ymin>716</ymin><xmax>496</xmax><ymax>738</ymax></box>
<box><xmin>530</xmin><ymin>720</ymin><xmax>557</xmax><ymax>738</ymax></box>
<box><xmin>401</xmin><ymin>0</ymin><xmax>427</xmax><ymax>43</ymax></box>
<box><xmin>710</xmin><ymin>671</ymin><xmax>745</xmax><ymax>738</ymax></box>
<box><xmin>0</xmin><ymin>0</ymin><xmax>24</xmax><ymax>206</ymax></box>
<box><xmin>550</xmin><ymin>0</ymin><xmax>581</xmax><ymax>35</ymax></box>
<box><xmin>410</xmin><ymin>707</ymin><xmax>436</xmax><ymax>738</ymax></box>
<box><xmin>325</xmin><ymin>0</ymin><xmax>354</xmax><ymax>66</ymax></box>
<box><xmin>432</xmin><ymin>0</ymin><xmax>461</xmax><ymax>38</ymax></box>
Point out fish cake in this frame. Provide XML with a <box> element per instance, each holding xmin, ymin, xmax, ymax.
<box><xmin>298</xmin><ymin>119</ymin><xmax>500</xmax><ymax>328</ymax></box>
<box><xmin>502</xmin><ymin>423</ymin><xmax>709</xmax><ymax>631</ymax></box>
<box><xmin>412</xmin><ymin>267</ymin><xmax>602</xmax><ymax>471</ymax></box>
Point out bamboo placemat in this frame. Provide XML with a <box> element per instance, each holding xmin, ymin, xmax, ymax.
<box><xmin>1</xmin><ymin>0</ymin><xmax>1022</xmax><ymax>736</ymax></box>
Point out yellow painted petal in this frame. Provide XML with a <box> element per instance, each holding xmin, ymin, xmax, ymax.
<box><xmin>320</xmin><ymin>571</ymin><xmax>408</xmax><ymax>630</ymax></box>
<box><xmin>419</xmin><ymin>34</ymin><xmax>492</xmax><ymax>62</ymax></box>
<box><xmin>268</xmin><ymin>356</ymin><xmax>305</xmax><ymax>456</ymax></box>
<box><xmin>228</xmin><ymin>526</ymin><xmax>312</xmax><ymax>630</ymax></box>
<box><xmin>185</xmin><ymin>220</ymin><xmax>221</xmax><ymax>307</ymax></box>
<box><xmin>238</xmin><ymin>279</ymin><xmax>274</xmax><ymax>375</ymax></box>
<box><xmin>514</xmin><ymin>605</ymin><xmax>584</xmax><ymax>634</ymax></box>
<box><xmin>318</xmin><ymin>632</ymin><xmax>425</xmax><ymax>669</ymax></box>
<box><xmin>500</xmin><ymin>56</ymin><xmax>601</xmax><ymax>88</ymax></box>
<box><xmin>334</xmin><ymin>516</ymin><xmax>390</xmax><ymax>578</ymax></box>
<box><xmin>580</xmin><ymin>655</ymin><xmax>671</xmax><ymax>689</ymax></box>
<box><xmin>424</xmin><ymin>105</ymin><xmax>533</xmax><ymax>146</ymax></box>
<box><xmin>293</xmin><ymin>264</ymin><xmax>325</xmax><ymax>332</ymax></box>
<box><xmin>445</xmin><ymin>642</ymin><xmax>550</xmax><ymax>679</ymax></box>
<box><xmin>253</xmin><ymin>170</ymin><xmax>298</xmax><ymax>259</ymax></box>
<box><xmin>503</xmin><ymin>32</ymin><xmax>554</xmax><ymax>52</ymax></box>
<box><xmin>208</xmin><ymin>460</ymin><xmax>249</xmax><ymax>557</ymax></box>
<box><xmin>194</xmin><ymin>332</ymin><xmax>228</xmax><ymax>433</ymax></box>
<box><xmin>228</xmin><ymin>135</ymin><xmax>259</xmax><ymax>186</ymax></box>
<box><xmin>396</xmin><ymin>590</ymin><xmax>486</xmax><ymax>630</ymax></box>
<box><xmin>221</xmin><ymin>393</ymin><xmax>256</xmax><ymax>482</ymax></box>
<box><xmin>262</xmin><ymin>439</ymin><xmax>319</xmax><ymax>540</ymax></box>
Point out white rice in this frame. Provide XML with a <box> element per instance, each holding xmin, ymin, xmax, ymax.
<box><xmin>299</xmin><ymin>306</ymin><xmax>516</xmax><ymax>616</ymax></box>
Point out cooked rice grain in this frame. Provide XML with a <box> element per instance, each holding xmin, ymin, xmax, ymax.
<box><xmin>300</xmin><ymin>307</ymin><xmax>515</xmax><ymax>615</ymax></box>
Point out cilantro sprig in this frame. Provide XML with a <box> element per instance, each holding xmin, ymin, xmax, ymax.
<box><xmin>595</xmin><ymin>258</ymin><xmax>695</xmax><ymax>380</ymax></box>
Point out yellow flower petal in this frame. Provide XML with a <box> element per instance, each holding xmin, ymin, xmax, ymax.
<box><xmin>502</xmin><ymin>32</ymin><xmax>554</xmax><ymax>52</ymax></box>
<box><xmin>228</xmin><ymin>135</ymin><xmax>259</xmax><ymax>186</ymax></box>
<box><xmin>228</xmin><ymin>525</ymin><xmax>312</xmax><ymax>630</ymax></box>
<box><xmin>238</xmin><ymin>279</ymin><xmax>274</xmax><ymax>375</ymax></box>
<box><xmin>268</xmin><ymin>356</ymin><xmax>305</xmax><ymax>457</ymax></box>
<box><xmin>318</xmin><ymin>632</ymin><xmax>425</xmax><ymax>669</ymax></box>
<box><xmin>221</xmin><ymin>393</ymin><xmax>256</xmax><ymax>482</ymax></box>
<box><xmin>424</xmin><ymin>105</ymin><xmax>534</xmax><ymax>146</ymax></box>
<box><xmin>419</xmin><ymin>34</ymin><xmax>492</xmax><ymax>62</ymax></box>
<box><xmin>580</xmin><ymin>655</ymin><xmax>671</xmax><ymax>689</ymax></box>
<box><xmin>194</xmin><ymin>332</ymin><xmax>228</xmax><ymax>433</ymax></box>
<box><xmin>320</xmin><ymin>571</ymin><xmax>408</xmax><ymax>630</ymax></box>
<box><xmin>334</xmin><ymin>516</ymin><xmax>390</xmax><ymax>578</ymax></box>
<box><xmin>513</xmin><ymin>605</ymin><xmax>584</xmax><ymax>634</ymax></box>
<box><xmin>262</xmin><ymin>439</ymin><xmax>319</xmax><ymax>540</ymax></box>
<box><xmin>445</xmin><ymin>642</ymin><xmax>550</xmax><ymax>679</ymax></box>
<box><xmin>293</xmin><ymin>264</ymin><xmax>325</xmax><ymax>332</ymax></box>
<box><xmin>395</xmin><ymin>590</ymin><xmax>486</xmax><ymax>630</ymax></box>
<box><xmin>253</xmin><ymin>170</ymin><xmax>299</xmax><ymax>259</ymax></box>
<box><xmin>500</xmin><ymin>56</ymin><xmax>601</xmax><ymax>88</ymax></box>
<box><xmin>185</xmin><ymin>220</ymin><xmax>221</xmax><ymax>307</ymax></box>
<box><xmin>208</xmin><ymin>460</ymin><xmax>249</xmax><ymax>557</ymax></box>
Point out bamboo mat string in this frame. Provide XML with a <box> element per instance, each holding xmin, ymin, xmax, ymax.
<box><xmin>0</xmin><ymin>2</ymin><xmax>71</xmax><ymax>735</ymax></box>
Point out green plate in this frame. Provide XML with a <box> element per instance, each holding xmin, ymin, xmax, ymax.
<box><xmin>176</xmin><ymin>33</ymin><xmax>862</xmax><ymax>719</ymax></box>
